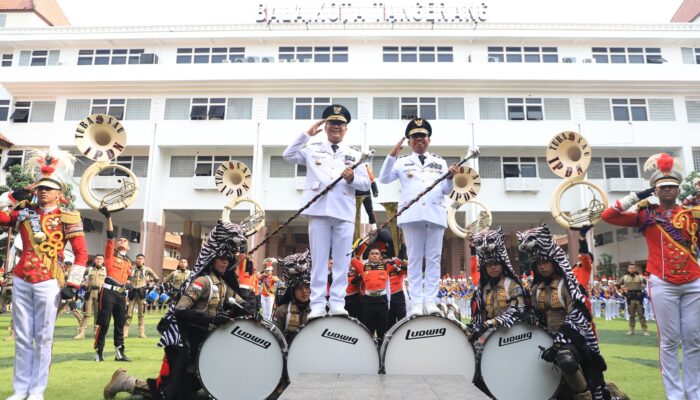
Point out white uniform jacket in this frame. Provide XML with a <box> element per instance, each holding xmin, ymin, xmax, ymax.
<box><xmin>283</xmin><ymin>132</ymin><xmax>371</xmax><ymax>223</ymax></box>
<box><xmin>379</xmin><ymin>152</ymin><xmax>452</xmax><ymax>228</ymax></box>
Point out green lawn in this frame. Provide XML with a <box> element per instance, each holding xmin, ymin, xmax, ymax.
<box><xmin>0</xmin><ymin>312</ymin><xmax>665</xmax><ymax>399</ymax></box>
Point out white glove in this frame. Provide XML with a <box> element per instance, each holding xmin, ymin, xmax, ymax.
<box><xmin>615</xmin><ymin>192</ymin><xmax>640</xmax><ymax>211</ymax></box>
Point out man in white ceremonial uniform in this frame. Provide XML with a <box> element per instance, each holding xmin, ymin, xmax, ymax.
<box><xmin>283</xmin><ymin>104</ymin><xmax>371</xmax><ymax>318</ymax></box>
<box><xmin>379</xmin><ymin>118</ymin><xmax>457</xmax><ymax>317</ymax></box>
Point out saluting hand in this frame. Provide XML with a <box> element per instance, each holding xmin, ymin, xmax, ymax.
<box><xmin>341</xmin><ymin>167</ymin><xmax>354</xmax><ymax>183</ymax></box>
<box><xmin>307</xmin><ymin>120</ymin><xmax>325</xmax><ymax>137</ymax></box>
<box><xmin>389</xmin><ymin>137</ymin><xmax>405</xmax><ymax>157</ymax></box>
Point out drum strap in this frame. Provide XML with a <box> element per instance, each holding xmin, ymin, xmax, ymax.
<box><xmin>557</xmin><ymin>278</ymin><xmax>565</xmax><ymax>307</ymax></box>
<box><xmin>285</xmin><ymin>304</ymin><xmax>292</xmax><ymax>332</ymax></box>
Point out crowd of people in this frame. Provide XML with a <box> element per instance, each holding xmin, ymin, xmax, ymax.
<box><xmin>0</xmin><ymin>106</ymin><xmax>697</xmax><ymax>400</ymax></box>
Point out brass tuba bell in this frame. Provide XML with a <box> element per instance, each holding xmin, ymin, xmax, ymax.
<box><xmin>216</xmin><ymin>160</ymin><xmax>265</xmax><ymax>237</ymax></box>
<box><xmin>76</xmin><ymin>114</ymin><xmax>139</xmax><ymax>212</ymax></box>
<box><xmin>547</xmin><ymin>131</ymin><xmax>608</xmax><ymax>229</ymax></box>
<box><xmin>446</xmin><ymin>165</ymin><xmax>492</xmax><ymax>239</ymax></box>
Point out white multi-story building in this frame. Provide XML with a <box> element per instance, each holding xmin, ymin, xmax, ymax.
<box><xmin>1</xmin><ymin>0</ymin><xmax>699</xmax><ymax>277</ymax></box>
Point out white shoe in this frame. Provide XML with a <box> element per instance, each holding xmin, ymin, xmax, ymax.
<box><xmin>425</xmin><ymin>302</ymin><xmax>441</xmax><ymax>316</ymax></box>
<box><xmin>6</xmin><ymin>394</ymin><xmax>28</xmax><ymax>400</ymax></box>
<box><xmin>329</xmin><ymin>306</ymin><xmax>349</xmax><ymax>316</ymax></box>
<box><xmin>409</xmin><ymin>304</ymin><xmax>424</xmax><ymax>317</ymax></box>
<box><xmin>26</xmin><ymin>395</ymin><xmax>43</xmax><ymax>400</ymax></box>
<box><xmin>308</xmin><ymin>307</ymin><xmax>327</xmax><ymax>319</ymax></box>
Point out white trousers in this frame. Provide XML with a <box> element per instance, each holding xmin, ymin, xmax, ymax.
<box><xmin>261</xmin><ymin>295</ymin><xmax>275</xmax><ymax>320</ymax></box>
<box><xmin>401</xmin><ymin>222</ymin><xmax>445</xmax><ymax>306</ymax></box>
<box><xmin>12</xmin><ymin>277</ymin><xmax>61</xmax><ymax>395</ymax></box>
<box><xmin>649</xmin><ymin>275</ymin><xmax>700</xmax><ymax>400</ymax></box>
<box><xmin>308</xmin><ymin>216</ymin><xmax>353</xmax><ymax>311</ymax></box>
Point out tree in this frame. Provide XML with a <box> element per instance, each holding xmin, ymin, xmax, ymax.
<box><xmin>597</xmin><ymin>253</ymin><xmax>615</xmax><ymax>278</ymax></box>
<box><xmin>0</xmin><ymin>164</ymin><xmax>34</xmax><ymax>194</ymax></box>
<box><xmin>679</xmin><ymin>170</ymin><xmax>700</xmax><ymax>205</ymax></box>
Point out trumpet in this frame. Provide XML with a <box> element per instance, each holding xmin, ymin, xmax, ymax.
<box><xmin>546</xmin><ymin>131</ymin><xmax>608</xmax><ymax>229</ymax></box>
<box><xmin>216</xmin><ymin>160</ymin><xmax>265</xmax><ymax>237</ymax></box>
<box><xmin>75</xmin><ymin>114</ymin><xmax>139</xmax><ymax>212</ymax></box>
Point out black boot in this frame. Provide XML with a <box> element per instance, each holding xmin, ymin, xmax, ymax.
<box><xmin>115</xmin><ymin>345</ymin><xmax>130</xmax><ymax>362</ymax></box>
<box><xmin>96</xmin><ymin>349</ymin><xmax>104</xmax><ymax>362</ymax></box>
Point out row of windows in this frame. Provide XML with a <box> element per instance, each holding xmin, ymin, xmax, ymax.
<box><xmin>73</xmin><ymin>156</ymin><xmax>149</xmax><ymax>177</ymax></box>
<box><xmin>477</xmin><ymin>156</ymin><xmax>654</xmax><ymax>179</ymax></box>
<box><xmin>3</xmin><ymin>97</ymin><xmax>700</xmax><ymax>123</ymax></box>
<box><xmin>594</xmin><ymin>227</ymin><xmax>642</xmax><ymax>247</ymax></box>
<box><xmin>169</xmin><ymin>155</ymin><xmax>254</xmax><ymax>177</ymax></box>
<box><xmin>7</xmin><ymin>47</ymin><xmax>700</xmax><ymax>66</ymax></box>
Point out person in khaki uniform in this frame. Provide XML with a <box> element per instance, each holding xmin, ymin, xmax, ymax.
<box><xmin>75</xmin><ymin>255</ymin><xmax>107</xmax><ymax>340</ymax></box>
<box><xmin>125</xmin><ymin>254</ymin><xmax>159</xmax><ymax>338</ymax></box>
<box><xmin>616</xmin><ymin>264</ymin><xmax>649</xmax><ymax>336</ymax></box>
<box><xmin>273</xmin><ymin>251</ymin><xmax>311</xmax><ymax>344</ymax></box>
<box><xmin>104</xmin><ymin>254</ymin><xmax>236</xmax><ymax>399</ymax></box>
<box><xmin>163</xmin><ymin>258</ymin><xmax>191</xmax><ymax>295</ymax></box>
<box><xmin>0</xmin><ymin>271</ymin><xmax>13</xmax><ymax>313</ymax></box>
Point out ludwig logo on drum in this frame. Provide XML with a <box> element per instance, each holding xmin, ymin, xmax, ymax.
<box><xmin>321</xmin><ymin>328</ymin><xmax>358</xmax><ymax>345</ymax></box>
<box><xmin>230</xmin><ymin>326</ymin><xmax>272</xmax><ymax>349</ymax></box>
<box><xmin>405</xmin><ymin>328</ymin><xmax>447</xmax><ymax>340</ymax></box>
<box><xmin>498</xmin><ymin>332</ymin><xmax>532</xmax><ymax>347</ymax></box>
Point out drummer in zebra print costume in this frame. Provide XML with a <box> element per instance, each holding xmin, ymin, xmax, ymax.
<box><xmin>468</xmin><ymin>226</ymin><xmax>526</xmax><ymax>342</ymax></box>
<box><xmin>518</xmin><ymin>223</ymin><xmax>627</xmax><ymax>400</ymax></box>
<box><xmin>103</xmin><ymin>220</ymin><xmax>248</xmax><ymax>400</ymax></box>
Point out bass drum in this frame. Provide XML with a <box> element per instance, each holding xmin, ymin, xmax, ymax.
<box><xmin>198</xmin><ymin>318</ymin><xmax>287</xmax><ymax>400</ymax></box>
<box><xmin>381</xmin><ymin>315</ymin><xmax>475</xmax><ymax>380</ymax></box>
<box><xmin>286</xmin><ymin>315</ymin><xmax>379</xmax><ymax>381</ymax></box>
<box><xmin>479</xmin><ymin>323</ymin><xmax>562</xmax><ymax>400</ymax></box>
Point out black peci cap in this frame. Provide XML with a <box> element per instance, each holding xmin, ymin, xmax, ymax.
<box><xmin>322</xmin><ymin>104</ymin><xmax>351</xmax><ymax>124</ymax></box>
<box><xmin>405</xmin><ymin>117</ymin><xmax>432</xmax><ymax>139</ymax></box>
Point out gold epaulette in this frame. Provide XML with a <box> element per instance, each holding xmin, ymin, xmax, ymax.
<box><xmin>691</xmin><ymin>205</ymin><xmax>700</xmax><ymax>219</ymax></box>
<box><xmin>16</xmin><ymin>200</ymin><xmax>35</xmax><ymax>209</ymax></box>
<box><xmin>59</xmin><ymin>209</ymin><xmax>82</xmax><ymax>224</ymax></box>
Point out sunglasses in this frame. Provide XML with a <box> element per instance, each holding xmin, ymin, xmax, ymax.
<box><xmin>36</xmin><ymin>186</ymin><xmax>57</xmax><ymax>191</ymax></box>
<box><xmin>410</xmin><ymin>133</ymin><xmax>428</xmax><ymax>139</ymax></box>
<box><xmin>326</xmin><ymin>120</ymin><xmax>347</xmax><ymax>127</ymax></box>
<box><xmin>658</xmin><ymin>186</ymin><xmax>679</xmax><ymax>190</ymax></box>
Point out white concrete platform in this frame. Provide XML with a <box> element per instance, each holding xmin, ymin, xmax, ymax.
<box><xmin>279</xmin><ymin>374</ymin><xmax>490</xmax><ymax>400</ymax></box>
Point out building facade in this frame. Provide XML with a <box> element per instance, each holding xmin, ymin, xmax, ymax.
<box><xmin>1</xmin><ymin>5</ymin><xmax>699</xmax><ymax>277</ymax></box>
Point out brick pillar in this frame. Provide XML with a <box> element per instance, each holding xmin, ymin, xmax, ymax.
<box><xmin>141</xmin><ymin>221</ymin><xmax>166</xmax><ymax>278</ymax></box>
<box><xmin>251</xmin><ymin>226</ymin><xmax>267</xmax><ymax>273</ymax></box>
<box><xmin>567</xmin><ymin>230</ymin><xmax>580</xmax><ymax>263</ymax></box>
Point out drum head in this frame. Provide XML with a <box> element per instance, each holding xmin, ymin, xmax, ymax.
<box><xmin>381</xmin><ymin>316</ymin><xmax>475</xmax><ymax>380</ymax></box>
<box><xmin>198</xmin><ymin>319</ymin><xmax>286</xmax><ymax>400</ymax></box>
<box><xmin>287</xmin><ymin>316</ymin><xmax>379</xmax><ymax>381</ymax></box>
<box><xmin>480</xmin><ymin>323</ymin><xmax>561</xmax><ymax>400</ymax></box>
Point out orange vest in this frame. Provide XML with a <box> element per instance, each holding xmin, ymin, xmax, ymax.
<box><xmin>104</xmin><ymin>239</ymin><xmax>132</xmax><ymax>285</ymax></box>
<box><xmin>353</xmin><ymin>259</ymin><xmax>395</xmax><ymax>292</ymax></box>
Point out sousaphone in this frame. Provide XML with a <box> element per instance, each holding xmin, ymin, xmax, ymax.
<box><xmin>547</xmin><ymin>131</ymin><xmax>608</xmax><ymax>229</ymax></box>
<box><xmin>216</xmin><ymin>160</ymin><xmax>265</xmax><ymax>237</ymax></box>
<box><xmin>446</xmin><ymin>165</ymin><xmax>492</xmax><ymax>239</ymax></box>
<box><xmin>75</xmin><ymin>114</ymin><xmax>139</xmax><ymax>212</ymax></box>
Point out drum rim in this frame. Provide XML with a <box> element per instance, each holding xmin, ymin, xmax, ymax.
<box><xmin>286</xmin><ymin>314</ymin><xmax>380</xmax><ymax>380</ymax></box>
<box><xmin>197</xmin><ymin>317</ymin><xmax>288</xmax><ymax>400</ymax></box>
<box><xmin>380</xmin><ymin>314</ymin><xmax>476</xmax><ymax>376</ymax></box>
<box><xmin>477</xmin><ymin>322</ymin><xmax>563</xmax><ymax>400</ymax></box>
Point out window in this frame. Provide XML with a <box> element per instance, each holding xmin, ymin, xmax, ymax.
<box><xmin>477</xmin><ymin>157</ymin><xmax>502</xmax><ymax>178</ymax></box>
<box><xmin>226</xmin><ymin>98</ymin><xmax>253</xmax><ymax>120</ymax></box>
<box><xmin>584</xmin><ymin>98</ymin><xmax>612</xmax><ymax>120</ymax></box>
<box><xmin>91</xmin><ymin>99</ymin><xmax>125</xmax><ymax>119</ymax></box>
<box><xmin>176</xmin><ymin>47</ymin><xmax>245</xmax><ymax>64</ymax></box>
<box><xmin>502</xmin><ymin>157</ymin><xmax>537</xmax><ymax>178</ymax></box>
<box><xmin>603</xmin><ymin>157</ymin><xmax>639</xmax><ymax>179</ymax></box>
<box><xmin>616</xmin><ymin>228</ymin><xmax>629</xmax><ymax>242</ymax></box>
<box><xmin>681</xmin><ymin>47</ymin><xmax>700</xmax><ymax>64</ymax></box>
<box><xmin>278</xmin><ymin>46</ymin><xmax>348</xmax><ymax>62</ymax></box>
<box><xmin>77</xmin><ymin>49</ymin><xmax>145</xmax><ymax>65</ymax></box>
<box><xmin>591</xmin><ymin>47</ymin><xmax>663</xmax><ymax>64</ymax></box>
<box><xmin>400</xmin><ymin>97</ymin><xmax>436</xmax><ymax>120</ymax></box>
<box><xmin>95</xmin><ymin>156</ymin><xmax>148</xmax><ymax>177</ymax></box>
<box><xmin>81</xmin><ymin>217</ymin><xmax>104</xmax><ymax>233</ymax></box>
<box><xmin>507</xmin><ymin>98</ymin><xmax>543</xmax><ymax>120</ymax></box>
<box><xmin>190</xmin><ymin>98</ymin><xmax>226</xmax><ymax>120</ymax></box>
<box><xmin>125</xmin><ymin>99</ymin><xmax>151</xmax><ymax>120</ymax></box>
<box><xmin>192</xmin><ymin>155</ymin><xmax>253</xmax><ymax>177</ymax></box>
<box><xmin>383</xmin><ymin>46</ymin><xmax>453</xmax><ymax>63</ymax></box>
<box><xmin>270</xmin><ymin>156</ymin><xmax>295</xmax><ymax>177</ymax></box>
<box><xmin>164</xmin><ymin>247</ymin><xmax>181</xmax><ymax>259</ymax></box>
<box><xmin>0</xmin><ymin>100</ymin><xmax>9</xmax><ymax>121</ymax></box>
<box><xmin>1</xmin><ymin>54</ymin><xmax>12</xmax><ymax>67</ymax></box>
<box><xmin>169</xmin><ymin>156</ymin><xmax>196</xmax><ymax>177</ymax></box>
<box><xmin>3</xmin><ymin>150</ymin><xmax>25</xmax><ymax>170</ymax></box>
<box><xmin>373</xmin><ymin>98</ymin><xmax>400</xmax><ymax>119</ymax></box>
<box><xmin>612</xmin><ymin>99</ymin><xmax>647</xmax><ymax>121</ymax></box>
<box><xmin>164</xmin><ymin>98</ymin><xmax>191</xmax><ymax>120</ymax></box>
<box><xmin>487</xmin><ymin>46</ymin><xmax>558</xmax><ymax>63</ymax></box>
<box><xmin>0</xmin><ymin>14</ymin><xmax>6</xmax><ymax>27</ymax></box>
<box><xmin>10</xmin><ymin>101</ymin><xmax>31</xmax><ymax>123</ymax></box>
<box><xmin>480</xmin><ymin>97</ymin><xmax>569</xmax><ymax>120</ymax></box>
<box><xmin>29</xmin><ymin>101</ymin><xmax>56</xmax><ymax>123</ymax></box>
<box><xmin>296</xmin><ymin>164</ymin><xmax>307</xmax><ymax>177</ymax></box>
<box><xmin>594</xmin><ymin>231</ymin><xmax>614</xmax><ymax>246</ymax></box>
<box><xmin>268</xmin><ymin>97</ymin><xmax>357</xmax><ymax>120</ymax></box>
<box><xmin>121</xmin><ymin>228</ymin><xmax>140</xmax><ymax>243</ymax></box>
<box><xmin>437</xmin><ymin>98</ymin><xmax>465</xmax><ymax>119</ymax></box>
<box><xmin>687</xmin><ymin>100</ymin><xmax>700</xmax><ymax>123</ymax></box>
<box><xmin>18</xmin><ymin>50</ymin><xmax>60</xmax><ymax>66</ymax></box>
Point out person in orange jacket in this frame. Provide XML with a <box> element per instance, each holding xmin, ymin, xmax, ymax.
<box><xmin>352</xmin><ymin>245</ymin><xmax>397</xmax><ymax>343</ymax></box>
